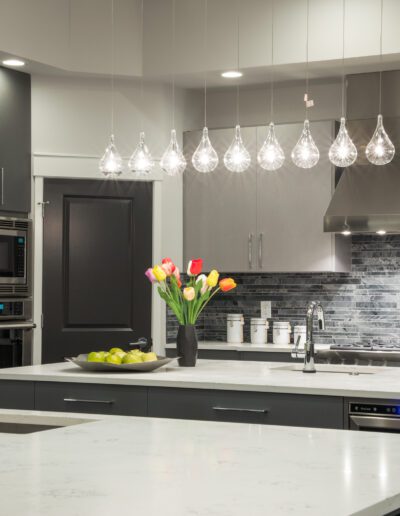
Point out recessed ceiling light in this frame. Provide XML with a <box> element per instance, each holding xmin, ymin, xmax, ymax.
<box><xmin>2</xmin><ymin>59</ymin><xmax>25</xmax><ymax>67</ymax></box>
<box><xmin>341</xmin><ymin>230</ymin><xmax>351</xmax><ymax>236</ymax></box>
<box><xmin>376</xmin><ymin>230</ymin><xmax>387</xmax><ymax>235</ymax></box>
<box><xmin>221</xmin><ymin>70</ymin><xmax>243</xmax><ymax>79</ymax></box>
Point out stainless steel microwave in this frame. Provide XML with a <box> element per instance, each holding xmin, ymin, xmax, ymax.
<box><xmin>0</xmin><ymin>217</ymin><xmax>32</xmax><ymax>296</ymax></box>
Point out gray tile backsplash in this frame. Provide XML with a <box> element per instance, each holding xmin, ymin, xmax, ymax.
<box><xmin>166</xmin><ymin>235</ymin><xmax>400</xmax><ymax>346</ymax></box>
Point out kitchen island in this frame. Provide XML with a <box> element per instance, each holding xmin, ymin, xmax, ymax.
<box><xmin>0</xmin><ymin>408</ymin><xmax>400</xmax><ymax>516</ymax></box>
<box><xmin>1</xmin><ymin>360</ymin><xmax>400</xmax><ymax>430</ymax></box>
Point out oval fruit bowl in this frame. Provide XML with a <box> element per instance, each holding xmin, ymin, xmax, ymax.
<box><xmin>65</xmin><ymin>354</ymin><xmax>175</xmax><ymax>372</ymax></box>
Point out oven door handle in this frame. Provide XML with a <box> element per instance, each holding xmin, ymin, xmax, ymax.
<box><xmin>0</xmin><ymin>322</ymin><xmax>36</xmax><ymax>330</ymax></box>
<box><xmin>350</xmin><ymin>414</ymin><xmax>400</xmax><ymax>431</ymax></box>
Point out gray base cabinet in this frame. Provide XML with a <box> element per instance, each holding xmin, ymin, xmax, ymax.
<box><xmin>35</xmin><ymin>382</ymin><xmax>147</xmax><ymax>416</ymax></box>
<box><xmin>147</xmin><ymin>387</ymin><xmax>343</xmax><ymax>429</ymax></box>
<box><xmin>0</xmin><ymin>380</ymin><xmax>34</xmax><ymax>409</ymax></box>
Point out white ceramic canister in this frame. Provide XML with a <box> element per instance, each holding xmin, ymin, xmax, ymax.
<box><xmin>227</xmin><ymin>314</ymin><xmax>244</xmax><ymax>344</ymax></box>
<box><xmin>273</xmin><ymin>321</ymin><xmax>292</xmax><ymax>345</ymax></box>
<box><xmin>250</xmin><ymin>318</ymin><xmax>269</xmax><ymax>345</ymax></box>
<box><xmin>293</xmin><ymin>325</ymin><xmax>307</xmax><ymax>347</ymax></box>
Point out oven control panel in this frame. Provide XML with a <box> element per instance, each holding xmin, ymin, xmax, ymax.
<box><xmin>350</xmin><ymin>402</ymin><xmax>400</xmax><ymax>417</ymax></box>
<box><xmin>0</xmin><ymin>298</ymin><xmax>32</xmax><ymax>320</ymax></box>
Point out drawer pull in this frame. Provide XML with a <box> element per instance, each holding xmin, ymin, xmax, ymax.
<box><xmin>63</xmin><ymin>398</ymin><xmax>114</xmax><ymax>405</ymax></box>
<box><xmin>212</xmin><ymin>406</ymin><xmax>269</xmax><ymax>414</ymax></box>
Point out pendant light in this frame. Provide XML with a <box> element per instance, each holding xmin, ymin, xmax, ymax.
<box><xmin>129</xmin><ymin>0</ymin><xmax>154</xmax><ymax>176</ymax></box>
<box><xmin>192</xmin><ymin>0</ymin><xmax>218</xmax><ymax>173</ymax></box>
<box><xmin>291</xmin><ymin>0</ymin><xmax>319</xmax><ymax>169</ymax></box>
<box><xmin>160</xmin><ymin>0</ymin><xmax>186</xmax><ymax>176</ymax></box>
<box><xmin>223</xmin><ymin>0</ymin><xmax>251</xmax><ymax>173</ymax></box>
<box><xmin>328</xmin><ymin>0</ymin><xmax>357</xmax><ymax>167</ymax></box>
<box><xmin>99</xmin><ymin>0</ymin><xmax>123</xmax><ymax>177</ymax></box>
<box><xmin>257</xmin><ymin>0</ymin><xmax>284</xmax><ymax>171</ymax></box>
<box><xmin>365</xmin><ymin>0</ymin><xmax>395</xmax><ymax>166</ymax></box>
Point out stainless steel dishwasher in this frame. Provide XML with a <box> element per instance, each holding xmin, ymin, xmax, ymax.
<box><xmin>348</xmin><ymin>401</ymin><xmax>400</xmax><ymax>433</ymax></box>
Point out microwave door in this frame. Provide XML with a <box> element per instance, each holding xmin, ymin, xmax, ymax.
<box><xmin>0</xmin><ymin>230</ymin><xmax>27</xmax><ymax>285</ymax></box>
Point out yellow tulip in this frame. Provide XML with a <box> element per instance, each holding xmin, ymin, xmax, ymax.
<box><xmin>206</xmin><ymin>269</ymin><xmax>219</xmax><ymax>288</ymax></box>
<box><xmin>183</xmin><ymin>287</ymin><xmax>195</xmax><ymax>301</ymax></box>
<box><xmin>152</xmin><ymin>265</ymin><xmax>167</xmax><ymax>282</ymax></box>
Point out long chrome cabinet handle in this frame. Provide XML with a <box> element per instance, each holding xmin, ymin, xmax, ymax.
<box><xmin>258</xmin><ymin>233</ymin><xmax>263</xmax><ymax>268</ymax></box>
<box><xmin>1</xmin><ymin>168</ymin><xmax>4</xmax><ymax>206</ymax></box>
<box><xmin>212</xmin><ymin>406</ymin><xmax>269</xmax><ymax>414</ymax></box>
<box><xmin>63</xmin><ymin>398</ymin><xmax>114</xmax><ymax>405</ymax></box>
<box><xmin>248</xmin><ymin>233</ymin><xmax>253</xmax><ymax>269</ymax></box>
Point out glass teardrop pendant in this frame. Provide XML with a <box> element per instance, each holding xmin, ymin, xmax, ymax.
<box><xmin>257</xmin><ymin>122</ymin><xmax>285</xmax><ymax>171</ymax></box>
<box><xmin>99</xmin><ymin>134</ymin><xmax>123</xmax><ymax>177</ymax></box>
<box><xmin>160</xmin><ymin>129</ymin><xmax>187</xmax><ymax>176</ymax></box>
<box><xmin>291</xmin><ymin>120</ymin><xmax>320</xmax><ymax>169</ymax></box>
<box><xmin>223</xmin><ymin>125</ymin><xmax>251</xmax><ymax>173</ymax></box>
<box><xmin>328</xmin><ymin>117</ymin><xmax>358</xmax><ymax>167</ymax></box>
<box><xmin>365</xmin><ymin>114</ymin><xmax>395</xmax><ymax>166</ymax></box>
<box><xmin>192</xmin><ymin>127</ymin><xmax>219</xmax><ymax>173</ymax></box>
<box><xmin>128</xmin><ymin>132</ymin><xmax>155</xmax><ymax>176</ymax></box>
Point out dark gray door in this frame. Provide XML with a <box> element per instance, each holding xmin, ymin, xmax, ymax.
<box><xmin>42</xmin><ymin>179</ymin><xmax>152</xmax><ymax>363</ymax></box>
<box><xmin>0</xmin><ymin>66</ymin><xmax>31</xmax><ymax>213</ymax></box>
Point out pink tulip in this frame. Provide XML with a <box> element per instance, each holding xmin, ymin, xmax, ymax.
<box><xmin>145</xmin><ymin>268</ymin><xmax>156</xmax><ymax>283</ymax></box>
<box><xmin>173</xmin><ymin>266</ymin><xmax>182</xmax><ymax>288</ymax></box>
<box><xmin>161</xmin><ymin>257</ymin><xmax>176</xmax><ymax>276</ymax></box>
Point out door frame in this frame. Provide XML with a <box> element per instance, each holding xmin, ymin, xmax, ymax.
<box><xmin>32</xmin><ymin>155</ymin><xmax>165</xmax><ymax>364</ymax></box>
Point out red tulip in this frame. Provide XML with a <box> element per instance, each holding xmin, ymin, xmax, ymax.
<box><xmin>187</xmin><ymin>258</ymin><xmax>203</xmax><ymax>276</ymax></box>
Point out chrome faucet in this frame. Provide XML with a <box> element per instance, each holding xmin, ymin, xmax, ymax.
<box><xmin>292</xmin><ymin>301</ymin><xmax>325</xmax><ymax>373</ymax></box>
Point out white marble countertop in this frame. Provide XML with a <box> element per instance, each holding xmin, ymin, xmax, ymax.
<box><xmin>2</xmin><ymin>359</ymin><xmax>400</xmax><ymax>398</ymax></box>
<box><xmin>0</xmin><ymin>408</ymin><xmax>400</xmax><ymax>516</ymax></box>
<box><xmin>165</xmin><ymin>340</ymin><xmax>330</xmax><ymax>353</ymax></box>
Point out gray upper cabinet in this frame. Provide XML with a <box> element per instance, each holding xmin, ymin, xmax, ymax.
<box><xmin>184</xmin><ymin>127</ymin><xmax>257</xmax><ymax>272</ymax></box>
<box><xmin>0</xmin><ymin>67</ymin><xmax>31</xmax><ymax>214</ymax></box>
<box><xmin>183</xmin><ymin>121</ymin><xmax>350</xmax><ymax>273</ymax></box>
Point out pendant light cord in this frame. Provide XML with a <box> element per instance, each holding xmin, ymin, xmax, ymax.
<box><xmin>341</xmin><ymin>0</ymin><xmax>346</xmax><ymax>118</ymax></box>
<box><xmin>111</xmin><ymin>0</ymin><xmax>115</xmax><ymax>135</ymax></box>
<box><xmin>270</xmin><ymin>0</ymin><xmax>274</xmax><ymax>122</ymax></box>
<box><xmin>204</xmin><ymin>0</ymin><xmax>208</xmax><ymax>128</ymax></box>
<box><xmin>172</xmin><ymin>0</ymin><xmax>176</xmax><ymax>129</ymax></box>
<box><xmin>140</xmin><ymin>0</ymin><xmax>144</xmax><ymax>132</ymax></box>
<box><xmin>379</xmin><ymin>0</ymin><xmax>383</xmax><ymax>114</ymax></box>
<box><xmin>305</xmin><ymin>0</ymin><xmax>309</xmax><ymax>119</ymax></box>
<box><xmin>236</xmin><ymin>0</ymin><xmax>240</xmax><ymax>126</ymax></box>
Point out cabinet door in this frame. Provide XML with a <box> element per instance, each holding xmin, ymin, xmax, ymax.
<box><xmin>0</xmin><ymin>67</ymin><xmax>31</xmax><ymax>213</ymax></box>
<box><xmin>183</xmin><ymin>127</ymin><xmax>257</xmax><ymax>272</ymax></box>
<box><xmin>256</xmin><ymin>121</ymin><xmax>336</xmax><ymax>272</ymax></box>
<box><xmin>0</xmin><ymin>380</ymin><xmax>34</xmax><ymax>409</ymax></box>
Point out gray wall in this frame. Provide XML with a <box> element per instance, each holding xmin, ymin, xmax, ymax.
<box><xmin>167</xmin><ymin>235</ymin><xmax>400</xmax><ymax>346</ymax></box>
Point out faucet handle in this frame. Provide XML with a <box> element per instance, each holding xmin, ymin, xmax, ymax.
<box><xmin>316</xmin><ymin>305</ymin><xmax>325</xmax><ymax>330</ymax></box>
<box><xmin>291</xmin><ymin>335</ymin><xmax>304</xmax><ymax>359</ymax></box>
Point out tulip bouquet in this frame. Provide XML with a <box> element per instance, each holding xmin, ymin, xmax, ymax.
<box><xmin>145</xmin><ymin>258</ymin><xmax>236</xmax><ymax>325</ymax></box>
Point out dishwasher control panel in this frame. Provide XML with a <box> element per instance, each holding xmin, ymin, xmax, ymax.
<box><xmin>350</xmin><ymin>402</ymin><xmax>400</xmax><ymax>417</ymax></box>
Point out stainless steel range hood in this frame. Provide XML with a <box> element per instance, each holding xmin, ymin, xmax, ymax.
<box><xmin>324</xmin><ymin>117</ymin><xmax>400</xmax><ymax>233</ymax></box>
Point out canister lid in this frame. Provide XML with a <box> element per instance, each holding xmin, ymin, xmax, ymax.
<box><xmin>251</xmin><ymin>317</ymin><xmax>267</xmax><ymax>324</ymax></box>
<box><xmin>273</xmin><ymin>321</ymin><xmax>291</xmax><ymax>327</ymax></box>
<box><xmin>227</xmin><ymin>313</ymin><xmax>244</xmax><ymax>320</ymax></box>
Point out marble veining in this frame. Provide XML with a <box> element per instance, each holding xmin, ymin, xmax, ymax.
<box><xmin>168</xmin><ymin>235</ymin><xmax>400</xmax><ymax>347</ymax></box>
<box><xmin>0</xmin><ymin>408</ymin><xmax>400</xmax><ymax>515</ymax></box>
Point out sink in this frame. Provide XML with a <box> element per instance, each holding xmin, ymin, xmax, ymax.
<box><xmin>0</xmin><ymin>414</ymin><xmax>94</xmax><ymax>434</ymax></box>
<box><xmin>272</xmin><ymin>364</ymin><xmax>383</xmax><ymax>375</ymax></box>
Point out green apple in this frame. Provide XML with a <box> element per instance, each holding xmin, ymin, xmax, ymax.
<box><xmin>142</xmin><ymin>352</ymin><xmax>158</xmax><ymax>362</ymax></box>
<box><xmin>87</xmin><ymin>352</ymin><xmax>104</xmax><ymax>362</ymax></box>
<box><xmin>122</xmin><ymin>353</ymin><xmax>142</xmax><ymax>364</ymax></box>
<box><xmin>105</xmin><ymin>353</ymin><xmax>122</xmax><ymax>365</ymax></box>
<box><xmin>109</xmin><ymin>347</ymin><xmax>124</xmax><ymax>355</ymax></box>
<box><xmin>98</xmin><ymin>351</ymin><xmax>110</xmax><ymax>361</ymax></box>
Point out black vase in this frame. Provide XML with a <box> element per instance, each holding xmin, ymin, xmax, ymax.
<box><xmin>177</xmin><ymin>325</ymin><xmax>198</xmax><ymax>367</ymax></box>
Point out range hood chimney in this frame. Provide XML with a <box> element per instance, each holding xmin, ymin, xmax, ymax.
<box><xmin>324</xmin><ymin>116</ymin><xmax>400</xmax><ymax>234</ymax></box>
